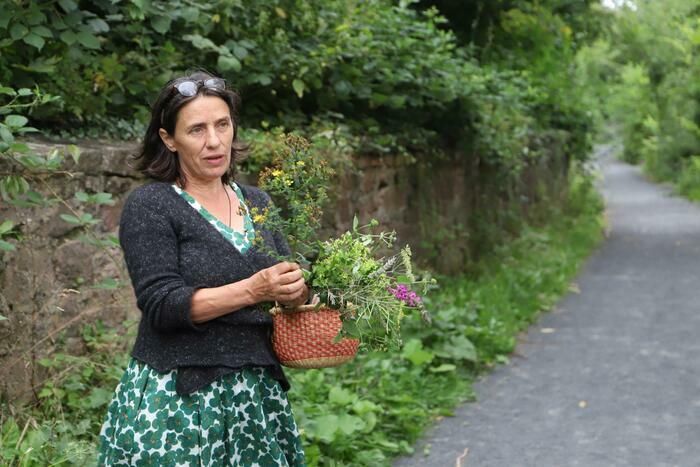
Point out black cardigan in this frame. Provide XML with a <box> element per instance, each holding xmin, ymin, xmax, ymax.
<box><xmin>118</xmin><ymin>181</ymin><xmax>291</xmax><ymax>394</ymax></box>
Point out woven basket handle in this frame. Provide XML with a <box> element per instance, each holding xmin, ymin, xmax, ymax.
<box><xmin>270</xmin><ymin>302</ymin><xmax>325</xmax><ymax>315</ymax></box>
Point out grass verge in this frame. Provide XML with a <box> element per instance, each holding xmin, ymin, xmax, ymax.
<box><xmin>289</xmin><ymin>168</ymin><xmax>605</xmax><ymax>465</ymax></box>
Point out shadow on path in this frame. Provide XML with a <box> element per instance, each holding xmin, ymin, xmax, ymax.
<box><xmin>394</xmin><ymin>145</ymin><xmax>700</xmax><ymax>467</ymax></box>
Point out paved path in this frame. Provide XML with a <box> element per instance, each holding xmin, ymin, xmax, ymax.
<box><xmin>394</xmin><ymin>146</ymin><xmax>700</xmax><ymax>467</ymax></box>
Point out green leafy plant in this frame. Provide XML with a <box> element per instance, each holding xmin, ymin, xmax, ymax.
<box><xmin>0</xmin><ymin>321</ymin><xmax>134</xmax><ymax>466</ymax></box>
<box><xmin>255</xmin><ymin>134</ymin><xmax>434</xmax><ymax>350</ymax></box>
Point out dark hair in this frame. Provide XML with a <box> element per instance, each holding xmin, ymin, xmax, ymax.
<box><xmin>133</xmin><ymin>70</ymin><xmax>248</xmax><ymax>186</ymax></box>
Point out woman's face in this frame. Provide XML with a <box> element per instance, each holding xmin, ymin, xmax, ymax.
<box><xmin>159</xmin><ymin>95</ymin><xmax>234</xmax><ymax>187</ymax></box>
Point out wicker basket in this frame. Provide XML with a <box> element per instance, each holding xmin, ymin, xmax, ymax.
<box><xmin>271</xmin><ymin>304</ymin><xmax>359</xmax><ymax>368</ymax></box>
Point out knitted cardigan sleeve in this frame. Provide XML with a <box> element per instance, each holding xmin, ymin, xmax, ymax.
<box><xmin>119</xmin><ymin>186</ymin><xmax>203</xmax><ymax>333</ymax></box>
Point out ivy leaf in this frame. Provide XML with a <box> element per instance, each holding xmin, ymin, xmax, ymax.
<box><xmin>32</xmin><ymin>26</ymin><xmax>53</xmax><ymax>38</ymax></box>
<box><xmin>130</xmin><ymin>0</ymin><xmax>147</xmax><ymax>11</ymax></box>
<box><xmin>59</xmin><ymin>30</ymin><xmax>77</xmax><ymax>45</ymax></box>
<box><xmin>328</xmin><ymin>386</ymin><xmax>357</xmax><ymax>406</ymax></box>
<box><xmin>150</xmin><ymin>16</ymin><xmax>171</xmax><ymax>34</ymax></box>
<box><xmin>15</xmin><ymin>126</ymin><xmax>38</xmax><ymax>134</ymax></box>
<box><xmin>25</xmin><ymin>9</ymin><xmax>46</xmax><ymax>26</ymax></box>
<box><xmin>10</xmin><ymin>142</ymin><xmax>29</xmax><ymax>153</ymax></box>
<box><xmin>184</xmin><ymin>34</ymin><xmax>216</xmax><ymax>50</ymax></box>
<box><xmin>401</xmin><ymin>338</ymin><xmax>434</xmax><ymax>366</ymax></box>
<box><xmin>59</xmin><ymin>214</ymin><xmax>82</xmax><ymax>225</ymax></box>
<box><xmin>292</xmin><ymin>79</ymin><xmax>305</xmax><ymax>98</ymax></box>
<box><xmin>217</xmin><ymin>55</ymin><xmax>241</xmax><ymax>72</ymax></box>
<box><xmin>232</xmin><ymin>44</ymin><xmax>248</xmax><ymax>60</ymax></box>
<box><xmin>1</xmin><ymin>176</ymin><xmax>30</xmax><ymax>200</ymax></box>
<box><xmin>434</xmin><ymin>334</ymin><xmax>477</xmax><ymax>362</ymax></box>
<box><xmin>63</xmin><ymin>11</ymin><xmax>82</xmax><ymax>28</ymax></box>
<box><xmin>0</xmin><ymin>125</ymin><xmax>14</xmax><ymax>144</ymax></box>
<box><xmin>12</xmin><ymin>190</ymin><xmax>46</xmax><ymax>208</ymax></box>
<box><xmin>255</xmin><ymin>74</ymin><xmax>271</xmax><ymax>86</ymax></box>
<box><xmin>37</xmin><ymin>358</ymin><xmax>55</xmax><ymax>367</ymax></box>
<box><xmin>180</xmin><ymin>7</ymin><xmax>200</xmax><ymax>22</ymax></box>
<box><xmin>93</xmin><ymin>192</ymin><xmax>115</xmax><ymax>205</ymax></box>
<box><xmin>238</xmin><ymin>39</ymin><xmax>255</xmax><ymax>49</ymax></box>
<box><xmin>86</xmin><ymin>387</ymin><xmax>112</xmax><ymax>408</ymax></box>
<box><xmin>58</xmin><ymin>0</ymin><xmax>78</xmax><ymax>12</ymax></box>
<box><xmin>88</xmin><ymin>18</ymin><xmax>110</xmax><ymax>33</ymax></box>
<box><xmin>79</xmin><ymin>213</ymin><xmax>100</xmax><ymax>225</ymax></box>
<box><xmin>310</xmin><ymin>415</ymin><xmax>339</xmax><ymax>443</ymax></box>
<box><xmin>23</xmin><ymin>33</ymin><xmax>45</xmax><ymax>50</ymax></box>
<box><xmin>9</xmin><ymin>23</ymin><xmax>28</xmax><ymax>40</ymax></box>
<box><xmin>68</xmin><ymin>144</ymin><xmax>81</xmax><ymax>164</ymax></box>
<box><xmin>5</xmin><ymin>115</ymin><xmax>28</xmax><ymax>129</ymax></box>
<box><xmin>336</xmin><ymin>414</ymin><xmax>365</xmax><ymax>435</ymax></box>
<box><xmin>15</xmin><ymin>57</ymin><xmax>57</xmax><ymax>74</ymax></box>
<box><xmin>76</xmin><ymin>31</ymin><xmax>101</xmax><ymax>49</ymax></box>
<box><xmin>334</xmin><ymin>80</ymin><xmax>352</xmax><ymax>95</ymax></box>
<box><xmin>0</xmin><ymin>220</ymin><xmax>14</xmax><ymax>235</ymax></box>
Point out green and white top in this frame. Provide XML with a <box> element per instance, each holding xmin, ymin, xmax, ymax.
<box><xmin>172</xmin><ymin>182</ymin><xmax>256</xmax><ymax>254</ymax></box>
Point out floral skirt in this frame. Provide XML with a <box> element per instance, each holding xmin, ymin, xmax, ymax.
<box><xmin>97</xmin><ymin>359</ymin><xmax>306</xmax><ymax>466</ymax></box>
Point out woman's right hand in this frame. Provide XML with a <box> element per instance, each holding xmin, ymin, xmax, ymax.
<box><xmin>248</xmin><ymin>262</ymin><xmax>306</xmax><ymax>304</ymax></box>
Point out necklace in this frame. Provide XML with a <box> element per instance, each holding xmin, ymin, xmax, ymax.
<box><xmin>223</xmin><ymin>184</ymin><xmax>231</xmax><ymax>228</ymax></box>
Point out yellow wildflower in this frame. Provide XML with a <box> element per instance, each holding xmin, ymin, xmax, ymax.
<box><xmin>271</xmin><ymin>169</ymin><xmax>283</xmax><ymax>177</ymax></box>
<box><xmin>296</xmin><ymin>160</ymin><xmax>305</xmax><ymax>167</ymax></box>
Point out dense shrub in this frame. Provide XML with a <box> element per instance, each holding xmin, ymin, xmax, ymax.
<box><xmin>0</xmin><ymin>0</ymin><xmax>598</xmax><ymax>173</ymax></box>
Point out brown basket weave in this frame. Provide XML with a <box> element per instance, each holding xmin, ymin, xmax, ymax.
<box><xmin>271</xmin><ymin>304</ymin><xmax>359</xmax><ymax>368</ymax></box>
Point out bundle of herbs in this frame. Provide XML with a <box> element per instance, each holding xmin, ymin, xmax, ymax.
<box><xmin>252</xmin><ymin>134</ymin><xmax>433</xmax><ymax>351</ymax></box>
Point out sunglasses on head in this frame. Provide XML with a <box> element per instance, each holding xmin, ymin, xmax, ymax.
<box><xmin>174</xmin><ymin>78</ymin><xmax>226</xmax><ymax>97</ymax></box>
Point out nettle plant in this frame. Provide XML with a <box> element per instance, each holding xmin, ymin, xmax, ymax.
<box><xmin>253</xmin><ymin>134</ymin><xmax>434</xmax><ymax>351</ymax></box>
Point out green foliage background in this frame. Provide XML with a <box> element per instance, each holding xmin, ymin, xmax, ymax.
<box><xmin>1</xmin><ymin>0</ymin><xmax>599</xmax><ymax>170</ymax></box>
<box><xmin>0</xmin><ymin>0</ymin><xmax>616</xmax><ymax>465</ymax></box>
<box><xmin>577</xmin><ymin>0</ymin><xmax>700</xmax><ymax>197</ymax></box>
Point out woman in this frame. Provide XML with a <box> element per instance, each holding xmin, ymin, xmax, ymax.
<box><xmin>98</xmin><ymin>71</ymin><xmax>308</xmax><ymax>466</ymax></box>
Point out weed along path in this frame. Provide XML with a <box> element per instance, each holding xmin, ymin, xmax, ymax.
<box><xmin>394</xmin><ymin>145</ymin><xmax>700</xmax><ymax>467</ymax></box>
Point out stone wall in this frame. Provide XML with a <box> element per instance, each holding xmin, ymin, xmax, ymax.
<box><xmin>0</xmin><ymin>137</ymin><xmax>568</xmax><ymax>402</ymax></box>
<box><xmin>0</xmin><ymin>140</ymin><xmax>141</xmax><ymax>402</ymax></box>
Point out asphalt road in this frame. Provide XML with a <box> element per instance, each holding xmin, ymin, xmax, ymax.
<box><xmin>393</xmin><ymin>145</ymin><xmax>700</xmax><ymax>467</ymax></box>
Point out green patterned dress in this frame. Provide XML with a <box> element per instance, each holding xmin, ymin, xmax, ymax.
<box><xmin>97</xmin><ymin>182</ymin><xmax>306</xmax><ymax>466</ymax></box>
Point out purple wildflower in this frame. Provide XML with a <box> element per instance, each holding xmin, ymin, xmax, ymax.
<box><xmin>389</xmin><ymin>284</ymin><xmax>422</xmax><ymax>307</ymax></box>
